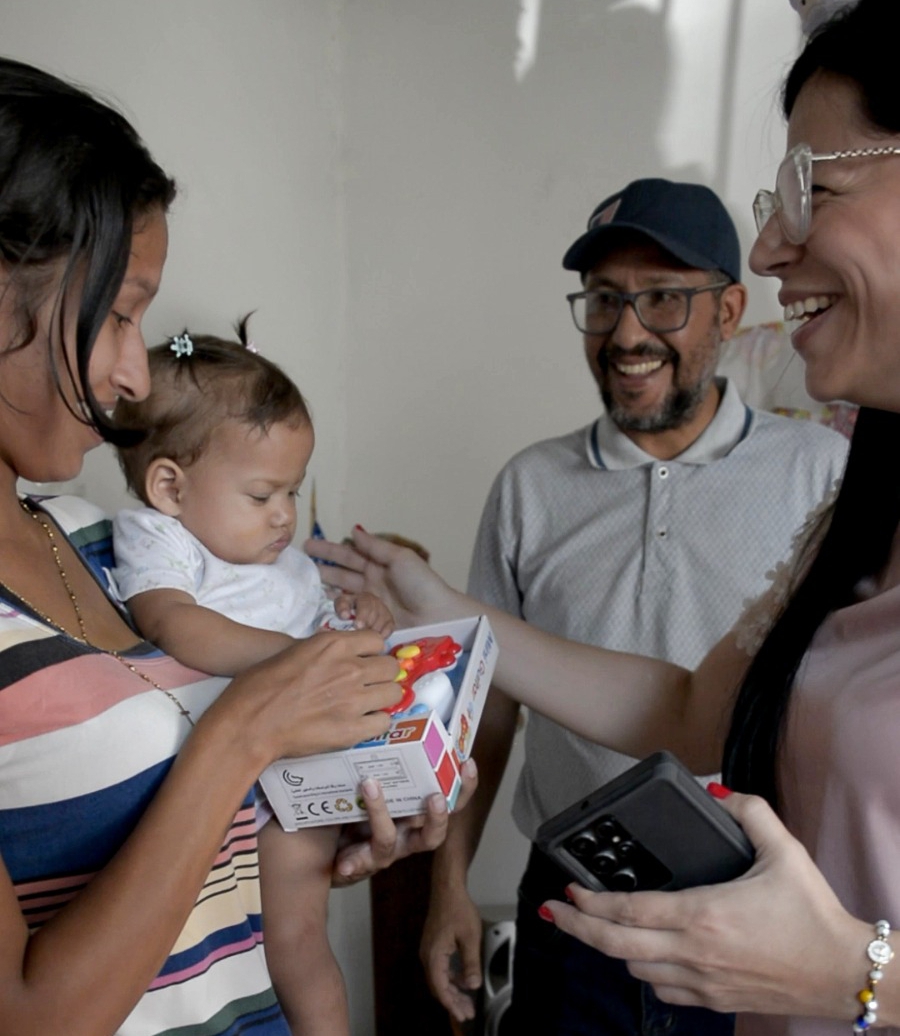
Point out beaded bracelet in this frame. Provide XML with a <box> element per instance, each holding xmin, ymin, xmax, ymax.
<box><xmin>853</xmin><ymin>920</ymin><xmax>893</xmax><ymax>1032</ymax></box>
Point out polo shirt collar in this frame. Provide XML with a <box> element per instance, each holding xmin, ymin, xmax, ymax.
<box><xmin>587</xmin><ymin>377</ymin><xmax>751</xmax><ymax>470</ymax></box>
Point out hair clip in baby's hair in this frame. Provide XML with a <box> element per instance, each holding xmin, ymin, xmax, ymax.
<box><xmin>246</xmin><ymin>340</ymin><xmax>259</xmax><ymax>354</ymax></box>
<box><xmin>170</xmin><ymin>333</ymin><xmax>193</xmax><ymax>358</ymax></box>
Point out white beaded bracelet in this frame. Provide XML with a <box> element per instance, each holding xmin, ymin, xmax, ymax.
<box><xmin>853</xmin><ymin>920</ymin><xmax>893</xmax><ymax>1032</ymax></box>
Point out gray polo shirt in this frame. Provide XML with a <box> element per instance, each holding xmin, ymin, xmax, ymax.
<box><xmin>467</xmin><ymin>378</ymin><xmax>849</xmax><ymax>840</ymax></box>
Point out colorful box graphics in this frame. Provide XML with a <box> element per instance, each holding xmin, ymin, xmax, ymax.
<box><xmin>259</xmin><ymin>615</ymin><xmax>497</xmax><ymax>829</ymax></box>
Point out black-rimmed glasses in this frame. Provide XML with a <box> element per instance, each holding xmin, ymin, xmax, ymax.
<box><xmin>567</xmin><ymin>282</ymin><xmax>730</xmax><ymax>336</ymax></box>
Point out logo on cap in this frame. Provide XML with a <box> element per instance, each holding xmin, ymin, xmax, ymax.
<box><xmin>590</xmin><ymin>198</ymin><xmax>622</xmax><ymax>229</ymax></box>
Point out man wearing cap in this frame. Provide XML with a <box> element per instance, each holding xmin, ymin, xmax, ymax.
<box><xmin>420</xmin><ymin>179</ymin><xmax>848</xmax><ymax>1035</ymax></box>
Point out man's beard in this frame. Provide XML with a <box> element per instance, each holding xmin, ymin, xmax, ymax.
<box><xmin>597</xmin><ymin>339</ymin><xmax>718</xmax><ymax>433</ymax></box>
<box><xmin>601</xmin><ymin>379</ymin><xmax>709</xmax><ymax>432</ymax></box>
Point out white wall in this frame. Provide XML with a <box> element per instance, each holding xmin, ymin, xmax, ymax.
<box><xmin>339</xmin><ymin>0</ymin><xmax>800</xmax><ymax>592</ymax></box>
<box><xmin>4</xmin><ymin>2</ymin><xmax>802</xmax><ymax>1031</ymax></box>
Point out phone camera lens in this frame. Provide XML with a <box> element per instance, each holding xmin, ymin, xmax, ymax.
<box><xmin>569</xmin><ymin>831</ymin><xmax>597</xmax><ymax>858</ymax></box>
<box><xmin>595</xmin><ymin>818</ymin><xmax>617</xmax><ymax>839</ymax></box>
<box><xmin>591</xmin><ymin>848</ymin><xmax>618</xmax><ymax>875</ymax></box>
<box><xmin>610</xmin><ymin>866</ymin><xmax>638</xmax><ymax>891</ymax></box>
<box><xmin>616</xmin><ymin>840</ymin><xmax>635</xmax><ymax>858</ymax></box>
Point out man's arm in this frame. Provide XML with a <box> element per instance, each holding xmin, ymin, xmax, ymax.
<box><xmin>420</xmin><ymin>685</ymin><xmax>520</xmax><ymax>1022</ymax></box>
<box><xmin>420</xmin><ymin>467</ymin><xmax>527</xmax><ymax>1021</ymax></box>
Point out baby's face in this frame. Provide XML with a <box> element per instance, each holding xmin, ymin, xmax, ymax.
<box><xmin>175</xmin><ymin>418</ymin><xmax>314</xmax><ymax>565</ymax></box>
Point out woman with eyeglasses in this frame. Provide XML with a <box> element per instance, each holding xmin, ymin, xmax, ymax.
<box><xmin>307</xmin><ymin>2</ymin><xmax>900</xmax><ymax>1031</ymax></box>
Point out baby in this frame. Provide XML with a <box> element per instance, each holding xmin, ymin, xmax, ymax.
<box><xmin>112</xmin><ymin>319</ymin><xmax>393</xmax><ymax>1036</ymax></box>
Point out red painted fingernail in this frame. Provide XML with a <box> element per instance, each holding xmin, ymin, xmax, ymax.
<box><xmin>538</xmin><ymin>904</ymin><xmax>555</xmax><ymax>923</ymax></box>
<box><xmin>707</xmin><ymin>781</ymin><xmax>732</xmax><ymax>799</ymax></box>
<box><xmin>354</xmin><ymin>523</ymin><xmax>367</xmax><ymax>531</ymax></box>
<box><xmin>564</xmin><ymin>886</ymin><xmax>576</xmax><ymax>902</ymax></box>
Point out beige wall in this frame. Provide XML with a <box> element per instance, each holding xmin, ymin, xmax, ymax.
<box><xmin>5</xmin><ymin>2</ymin><xmax>801</xmax><ymax>1031</ymax></box>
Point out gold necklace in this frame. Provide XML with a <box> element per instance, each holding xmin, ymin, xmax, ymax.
<box><xmin>12</xmin><ymin>500</ymin><xmax>195</xmax><ymax>727</ymax></box>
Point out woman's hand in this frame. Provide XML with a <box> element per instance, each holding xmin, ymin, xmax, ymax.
<box><xmin>213</xmin><ymin>629</ymin><xmax>402</xmax><ymax>766</ymax></box>
<box><xmin>304</xmin><ymin>527</ymin><xmax>464</xmax><ymax>629</ymax></box>
<box><xmin>331</xmin><ymin>759</ymin><xmax>478</xmax><ymax>886</ymax></box>
<box><xmin>543</xmin><ymin>791</ymin><xmax>869</xmax><ymax>1022</ymax></box>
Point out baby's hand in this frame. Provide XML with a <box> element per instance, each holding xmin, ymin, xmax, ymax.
<box><xmin>334</xmin><ymin>592</ymin><xmax>395</xmax><ymax>637</ymax></box>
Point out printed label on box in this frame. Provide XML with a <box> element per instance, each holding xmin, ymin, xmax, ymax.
<box><xmin>351</xmin><ymin>756</ymin><xmax>414</xmax><ymax>790</ymax></box>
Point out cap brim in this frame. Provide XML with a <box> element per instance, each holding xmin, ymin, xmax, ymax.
<box><xmin>563</xmin><ymin>223</ymin><xmax>726</xmax><ymax>278</ymax></box>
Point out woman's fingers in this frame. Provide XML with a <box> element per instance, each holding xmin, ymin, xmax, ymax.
<box><xmin>303</xmin><ymin>538</ymin><xmax>368</xmax><ymax>593</ymax></box>
<box><xmin>453</xmin><ymin>757</ymin><xmax>478</xmax><ymax>811</ymax></box>
<box><xmin>541</xmin><ymin>790</ymin><xmax>865</xmax><ymax>1019</ymax></box>
<box><xmin>330</xmin><ymin>781</ymin><xmax>435</xmax><ymax>885</ymax></box>
<box><xmin>331</xmin><ymin>760</ymin><xmax>477</xmax><ymax>886</ymax></box>
<box><xmin>305</xmin><ymin>527</ymin><xmax>451</xmax><ymax>626</ymax></box>
<box><xmin>547</xmin><ymin>888</ymin><xmax>692</xmax><ymax>955</ymax></box>
<box><xmin>711</xmin><ymin>789</ymin><xmax>790</xmax><ymax>865</ymax></box>
<box><xmin>234</xmin><ymin>630</ymin><xmax>403</xmax><ymax>758</ymax></box>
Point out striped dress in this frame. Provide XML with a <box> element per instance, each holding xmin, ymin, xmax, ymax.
<box><xmin>0</xmin><ymin>496</ymin><xmax>291</xmax><ymax>1036</ymax></box>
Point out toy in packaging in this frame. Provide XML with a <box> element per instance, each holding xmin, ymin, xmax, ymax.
<box><xmin>259</xmin><ymin>615</ymin><xmax>497</xmax><ymax>829</ymax></box>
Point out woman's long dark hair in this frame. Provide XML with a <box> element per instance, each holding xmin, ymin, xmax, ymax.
<box><xmin>723</xmin><ymin>408</ymin><xmax>900</xmax><ymax>806</ymax></box>
<box><xmin>0</xmin><ymin>56</ymin><xmax>176</xmax><ymax>444</ymax></box>
<box><xmin>723</xmin><ymin>0</ymin><xmax>900</xmax><ymax>808</ymax></box>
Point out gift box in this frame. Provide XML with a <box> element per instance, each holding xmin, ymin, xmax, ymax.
<box><xmin>259</xmin><ymin>615</ymin><xmax>497</xmax><ymax>829</ymax></box>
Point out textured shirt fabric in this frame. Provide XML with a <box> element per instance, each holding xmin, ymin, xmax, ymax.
<box><xmin>467</xmin><ymin>378</ymin><xmax>849</xmax><ymax>841</ymax></box>
<box><xmin>741</xmin><ymin>562</ymin><xmax>900</xmax><ymax>1036</ymax></box>
<box><xmin>112</xmin><ymin>506</ymin><xmax>336</xmax><ymax>639</ymax></box>
<box><xmin>0</xmin><ymin>496</ymin><xmax>291</xmax><ymax>1036</ymax></box>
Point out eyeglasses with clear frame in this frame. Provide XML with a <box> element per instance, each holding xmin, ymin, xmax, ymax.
<box><xmin>753</xmin><ymin>141</ymin><xmax>900</xmax><ymax>245</ymax></box>
<box><xmin>567</xmin><ymin>282</ymin><xmax>730</xmax><ymax>336</ymax></box>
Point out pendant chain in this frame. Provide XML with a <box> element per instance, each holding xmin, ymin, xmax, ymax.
<box><xmin>12</xmin><ymin>500</ymin><xmax>195</xmax><ymax>726</ymax></box>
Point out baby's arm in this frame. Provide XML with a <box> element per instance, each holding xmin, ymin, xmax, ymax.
<box><xmin>128</xmin><ymin>588</ymin><xmax>295</xmax><ymax>675</ymax></box>
<box><xmin>333</xmin><ymin>591</ymin><xmax>395</xmax><ymax>637</ymax></box>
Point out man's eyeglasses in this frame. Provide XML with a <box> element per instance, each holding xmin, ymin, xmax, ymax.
<box><xmin>753</xmin><ymin>141</ymin><xmax>900</xmax><ymax>245</ymax></box>
<box><xmin>567</xmin><ymin>282</ymin><xmax>730</xmax><ymax>336</ymax></box>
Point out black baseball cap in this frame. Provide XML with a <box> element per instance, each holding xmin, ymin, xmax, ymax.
<box><xmin>562</xmin><ymin>178</ymin><xmax>741</xmax><ymax>284</ymax></box>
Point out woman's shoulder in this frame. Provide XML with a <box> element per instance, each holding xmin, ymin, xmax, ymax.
<box><xmin>30</xmin><ymin>493</ymin><xmax>110</xmax><ymax>536</ymax></box>
<box><xmin>24</xmin><ymin>494</ymin><xmax>116</xmax><ymax>585</ymax></box>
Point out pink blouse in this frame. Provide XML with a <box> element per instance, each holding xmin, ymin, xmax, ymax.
<box><xmin>740</xmin><ymin>572</ymin><xmax>900</xmax><ymax>1035</ymax></box>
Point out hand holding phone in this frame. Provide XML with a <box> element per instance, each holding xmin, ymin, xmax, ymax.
<box><xmin>536</xmin><ymin>751</ymin><xmax>754</xmax><ymax>893</ymax></box>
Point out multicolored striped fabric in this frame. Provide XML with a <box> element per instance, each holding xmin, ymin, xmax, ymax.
<box><xmin>0</xmin><ymin>496</ymin><xmax>290</xmax><ymax>1036</ymax></box>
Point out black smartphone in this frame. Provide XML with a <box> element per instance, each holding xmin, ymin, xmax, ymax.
<box><xmin>535</xmin><ymin>751</ymin><xmax>754</xmax><ymax>893</ymax></box>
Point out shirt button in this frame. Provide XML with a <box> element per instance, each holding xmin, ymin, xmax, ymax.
<box><xmin>658</xmin><ymin>528</ymin><xmax>667</xmax><ymax>538</ymax></box>
<box><xmin>658</xmin><ymin>466</ymin><xmax>669</xmax><ymax>479</ymax></box>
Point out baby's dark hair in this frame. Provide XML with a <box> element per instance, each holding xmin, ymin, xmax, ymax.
<box><xmin>115</xmin><ymin>314</ymin><xmax>311</xmax><ymax>504</ymax></box>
